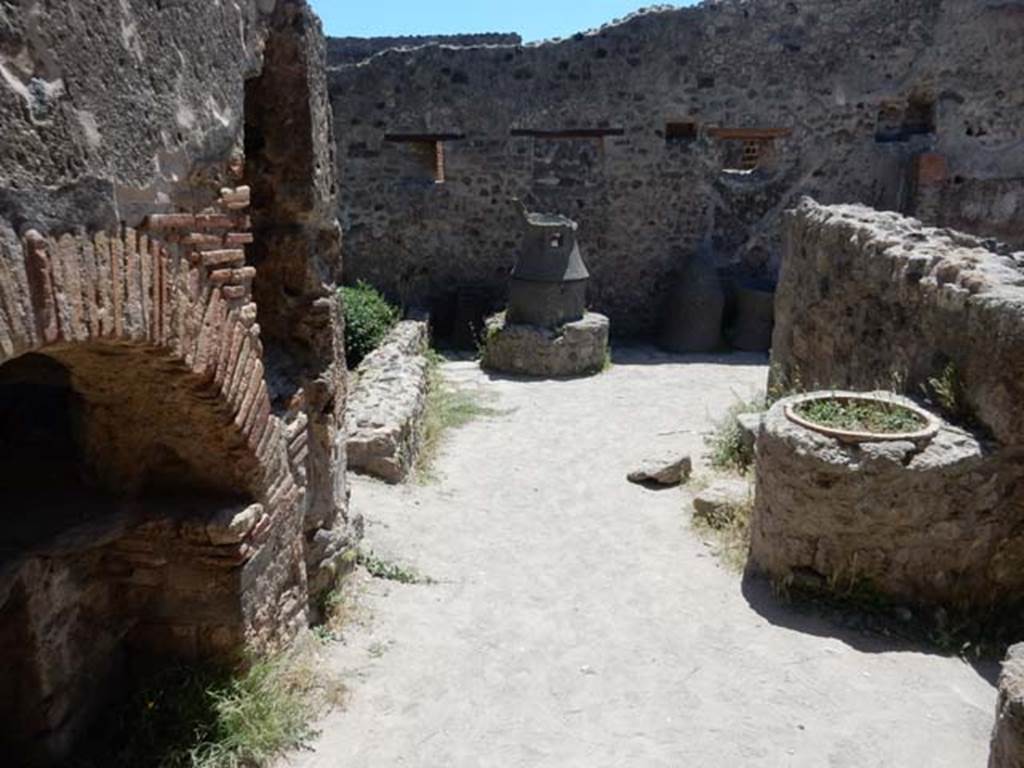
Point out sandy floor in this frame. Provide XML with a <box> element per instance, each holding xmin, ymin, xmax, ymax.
<box><xmin>287</xmin><ymin>347</ymin><xmax>996</xmax><ymax>768</ymax></box>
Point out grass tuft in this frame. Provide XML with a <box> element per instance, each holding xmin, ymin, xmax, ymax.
<box><xmin>415</xmin><ymin>350</ymin><xmax>499</xmax><ymax>482</ymax></box>
<box><xmin>924</xmin><ymin>362</ymin><xmax>975</xmax><ymax>427</ymax></box>
<box><xmin>706</xmin><ymin>395</ymin><xmax>765</xmax><ymax>473</ymax></box>
<box><xmin>690</xmin><ymin>482</ymin><xmax>754</xmax><ymax>572</ymax></box>
<box><xmin>358</xmin><ymin>549</ymin><xmax>433</xmax><ymax>584</ymax></box>
<box><xmin>73</xmin><ymin>637</ymin><xmax>342</xmax><ymax>768</ymax></box>
<box><xmin>313</xmin><ymin>574</ymin><xmax>361</xmax><ymax>643</ymax></box>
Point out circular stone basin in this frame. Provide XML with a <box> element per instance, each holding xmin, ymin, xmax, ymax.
<box><xmin>783</xmin><ymin>391</ymin><xmax>940</xmax><ymax>444</ymax></box>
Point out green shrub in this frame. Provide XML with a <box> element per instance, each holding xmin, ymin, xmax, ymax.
<box><xmin>340</xmin><ymin>281</ymin><xmax>399</xmax><ymax>367</ymax></box>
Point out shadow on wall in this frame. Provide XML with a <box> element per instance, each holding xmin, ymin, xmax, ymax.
<box><xmin>0</xmin><ymin>344</ymin><xmax>262</xmax><ymax>763</ymax></box>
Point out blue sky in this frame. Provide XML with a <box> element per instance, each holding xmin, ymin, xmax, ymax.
<box><xmin>310</xmin><ymin>1</ymin><xmax>695</xmax><ymax>43</ymax></box>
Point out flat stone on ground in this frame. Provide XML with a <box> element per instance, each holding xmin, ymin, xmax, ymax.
<box><xmin>627</xmin><ymin>453</ymin><xmax>692</xmax><ymax>486</ymax></box>
<box><xmin>693</xmin><ymin>477</ymin><xmax>752</xmax><ymax>521</ymax></box>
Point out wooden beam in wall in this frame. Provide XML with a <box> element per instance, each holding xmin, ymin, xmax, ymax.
<box><xmin>707</xmin><ymin>127</ymin><xmax>793</xmax><ymax>140</ymax></box>
<box><xmin>384</xmin><ymin>132</ymin><xmax>466</xmax><ymax>142</ymax></box>
<box><xmin>510</xmin><ymin>127</ymin><xmax>625</xmax><ymax>139</ymax></box>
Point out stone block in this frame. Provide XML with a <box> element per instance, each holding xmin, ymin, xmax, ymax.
<box><xmin>693</xmin><ymin>478</ymin><xmax>751</xmax><ymax>522</ymax></box>
<box><xmin>207</xmin><ymin>503</ymin><xmax>263</xmax><ymax>545</ymax></box>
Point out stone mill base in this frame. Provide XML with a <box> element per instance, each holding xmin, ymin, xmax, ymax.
<box><xmin>481</xmin><ymin>312</ymin><xmax>609</xmax><ymax>377</ymax></box>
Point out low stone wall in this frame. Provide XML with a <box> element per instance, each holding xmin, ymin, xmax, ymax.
<box><xmin>772</xmin><ymin>200</ymin><xmax>1024</xmax><ymax>446</ymax></box>
<box><xmin>749</xmin><ymin>393</ymin><xmax>1024</xmax><ymax>608</ymax></box>
<box><xmin>346</xmin><ymin>320</ymin><xmax>430</xmax><ymax>483</ymax></box>
<box><xmin>991</xmin><ymin>644</ymin><xmax>1024</xmax><ymax>768</ymax></box>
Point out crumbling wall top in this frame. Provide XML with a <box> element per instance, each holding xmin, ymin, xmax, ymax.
<box><xmin>327</xmin><ymin>33</ymin><xmax>523</xmax><ymax>66</ymax></box>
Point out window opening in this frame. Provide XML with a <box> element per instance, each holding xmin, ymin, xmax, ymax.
<box><xmin>665</xmin><ymin>121</ymin><xmax>698</xmax><ymax>143</ymax></box>
<box><xmin>384</xmin><ymin>133</ymin><xmax>464</xmax><ymax>184</ymax></box>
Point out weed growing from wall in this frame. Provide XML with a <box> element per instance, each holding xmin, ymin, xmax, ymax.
<box><xmin>706</xmin><ymin>394</ymin><xmax>766</xmax><ymax>473</ymax></box>
<box><xmin>924</xmin><ymin>362</ymin><xmax>976</xmax><ymax>427</ymax></box>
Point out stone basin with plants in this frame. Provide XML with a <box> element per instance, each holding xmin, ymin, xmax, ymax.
<box><xmin>784</xmin><ymin>391</ymin><xmax>941</xmax><ymax>443</ymax></box>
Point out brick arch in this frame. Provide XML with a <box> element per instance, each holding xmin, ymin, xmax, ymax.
<box><xmin>0</xmin><ymin>222</ymin><xmax>296</xmax><ymax>509</ymax></box>
<box><xmin>0</xmin><ymin>214</ymin><xmax>312</xmax><ymax>759</ymax></box>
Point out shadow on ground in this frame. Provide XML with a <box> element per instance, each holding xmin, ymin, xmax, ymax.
<box><xmin>473</xmin><ymin>345</ymin><xmax>769</xmax><ymax>384</ymax></box>
<box><xmin>741</xmin><ymin>572</ymin><xmax>1001</xmax><ymax>686</ymax></box>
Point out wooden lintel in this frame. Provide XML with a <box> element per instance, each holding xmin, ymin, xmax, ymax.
<box><xmin>510</xmin><ymin>127</ymin><xmax>625</xmax><ymax>139</ymax></box>
<box><xmin>707</xmin><ymin>127</ymin><xmax>793</xmax><ymax>140</ymax></box>
<box><xmin>384</xmin><ymin>133</ymin><xmax>465</xmax><ymax>143</ymax></box>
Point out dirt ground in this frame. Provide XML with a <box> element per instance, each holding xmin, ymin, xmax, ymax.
<box><xmin>286</xmin><ymin>348</ymin><xmax>996</xmax><ymax>768</ymax></box>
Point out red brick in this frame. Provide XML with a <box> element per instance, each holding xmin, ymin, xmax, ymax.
<box><xmin>110</xmin><ymin>230</ymin><xmax>124</xmax><ymax>338</ymax></box>
<box><xmin>193</xmin><ymin>288</ymin><xmax>227</xmax><ymax>379</ymax></box>
<box><xmin>93</xmin><ymin>232</ymin><xmax>113</xmax><ymax>337</ymax></box>
<box><xmin>224</xmin><ymin>334</ymin><xmax>252</xmax><ymax>403</ymax></box>
<box><xmin>246</xmin><ymin>397</ymin><xmax>272</xmax><ymax>452</ymax></box>
<box><xmin>166</xmin><ymin>244</ymin><xmax>187</xmax><ymax>351</ymax></box>
<box><xmin>209</xmin><ymin>268</ymin><xmax>234</xmax><ymax>286</ymax></box>
<box><xmin>222</xmin><ymin>285</ymin><xmax>248</xmax><ymax>301</ymax></box>
<box><xmin>81</xmin><ymin>234</ymin><xmax>100</xmax><ymax>338</ymax></box>
<box><xmin>215</xmin><ymin>317</ymin><xmax>244</xmax><ymax>390</ymax></box>
<box><xmin>52</xmin><ymin>234</ymin><xmax>82</xmax><ymax>342</ymax></box>
<box><xmin>915</xmin><ymin>152</ymin><xmax>949</xmax><ymax>186</ymax></box>
<box><xmin>183</xmin><ymin>233</ymin><xmax>224</xmax><ymax>247</ymax></box>
<box><xmin>229</xmin><ymin>353</ymin><xmax>256</xmax><ymax>412</ymax></box>
<box><xmin>235</xmin><ymin>360</ymin><xmax>264</xmax><ymax>426</ymax></box>
<box><xmin>201</xmin><ymin>249</ymin><xmax>246</xmax><ymax>269</ymax></box>
<box><xmin>243</xmin><ymin>380</ymin><xmax>268</xmax><ymax>437</ymax></box>
<box><xmin>139</xmin><ymin>233</ymin><xmax>151</xmax><ymax>340</ymax></box>
<box><xmin>150</xmin><ymin>240</ymin><xmax>164</xmax><ymax>344</ymax></box>
<box><xmin>193</xmin><ymin>213</ymin><xmax>239</xmax><ymax>230</ymax></box>
<box><xmin>144</xmin><ymin>213</ymin><xmax>197</xmax><ymax>230</ymax></box>
<box><xmin>24</xmin><ymin>232</ymin><xmax>59</xmax><ymax>344</ymax></box>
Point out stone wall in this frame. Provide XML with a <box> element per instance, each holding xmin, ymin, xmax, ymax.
<box><xmin>346</xmin><ymin>319</ymin><xmax>430</xmax><ymax>483</ymax></box>
<box><xmin>0</xmin><ymin>0</ymin><xmax>351</xmax><ymax>761</ymax></box>
<box><xmin>764</xmin><ymin>201</ymin><xmax>1024</xmax><ymax>628</ymax></box>
<box><xmin>771</xmin><ymin>200</ymin><xmax>1024</xmax><ymax>446</ymax></box>
<box><xmin>243</xmin><ymin>0</ymin><xmax>354</xmax><ymax>603</ymax></box>
<box><xmin>328</xmin><ymin>0</ymin><xmax>1024</xmax><ymax>337</ymax></box>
